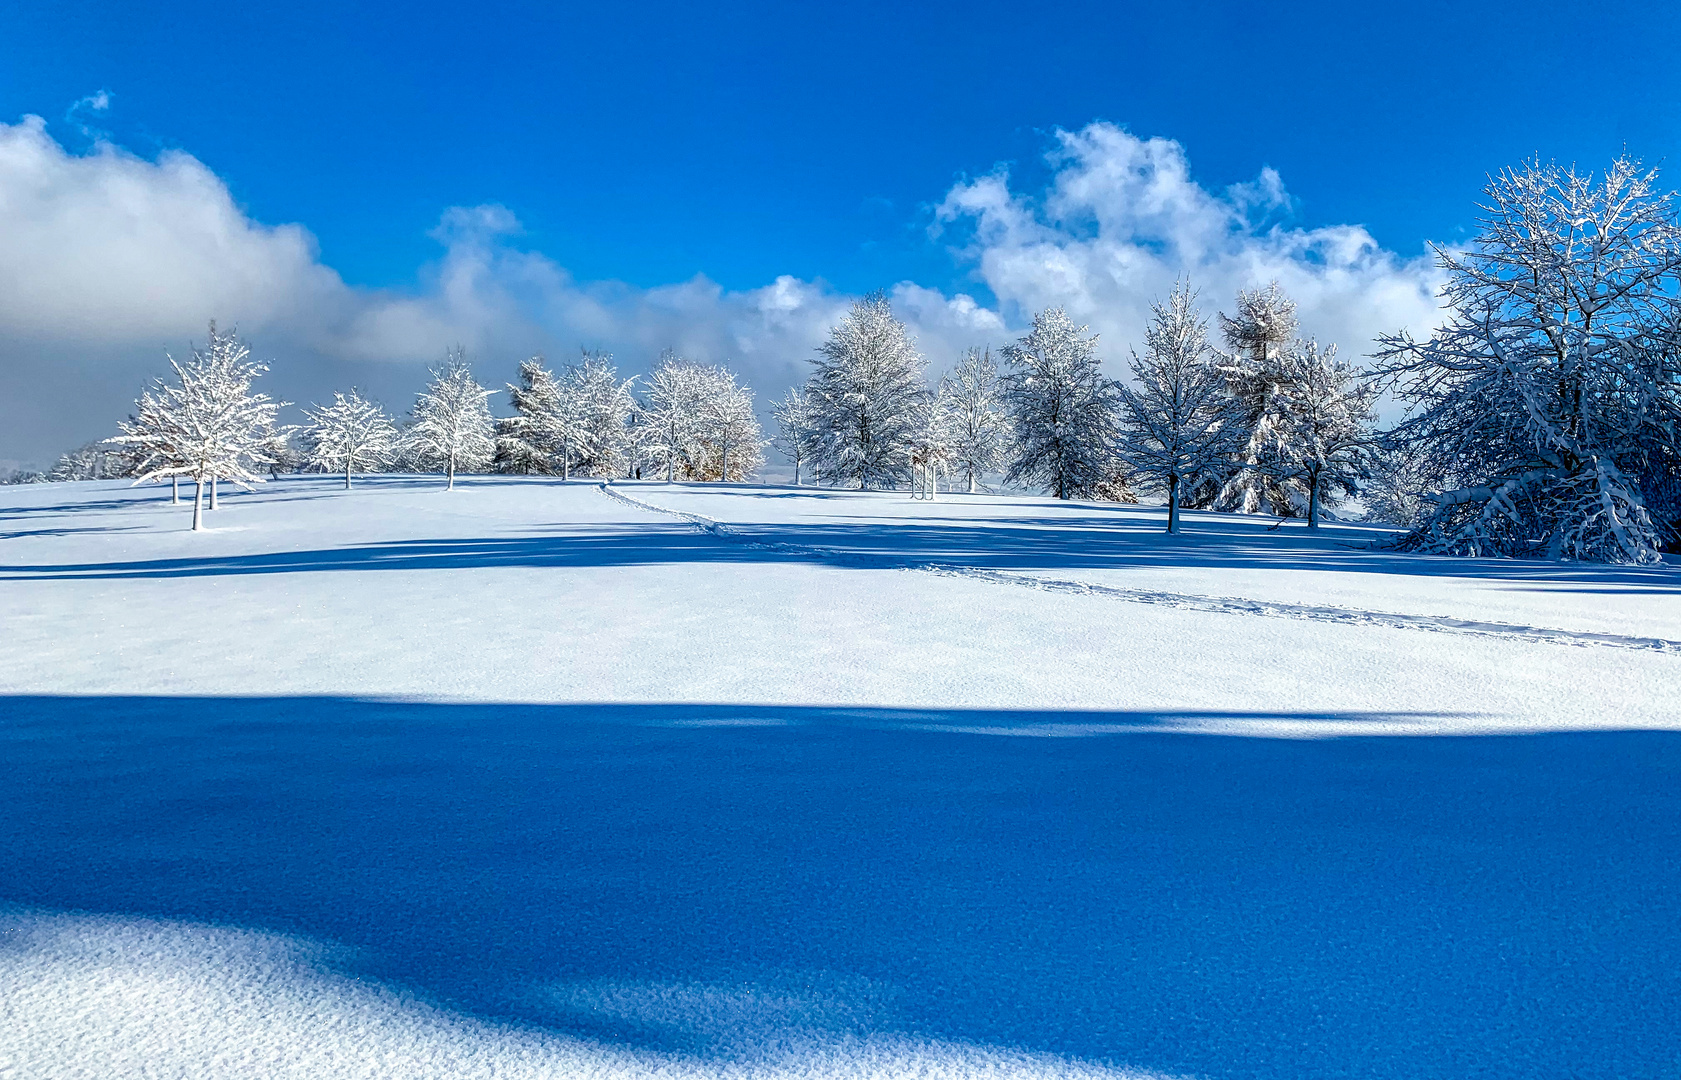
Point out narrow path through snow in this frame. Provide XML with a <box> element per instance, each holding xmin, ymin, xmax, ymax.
<box><xmin>598</xmin><ymin>483</ymin><xmax>1681</xmax><ymax>655</ymax></box>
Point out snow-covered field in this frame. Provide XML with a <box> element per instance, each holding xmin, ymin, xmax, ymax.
<box><xmin>2</xmin><ymin>477</ymin><xmax>1678</xmax><ymax>1079</ymax></box>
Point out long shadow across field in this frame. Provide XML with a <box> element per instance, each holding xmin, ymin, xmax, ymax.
<box><xmin>2</xmin><ymin>695</ymin><xmax>1676</xmax><ymax>1079</ymax></box>
<box><xmin>6</xmin><ymin>513</ymin><xmax>1680</xmax><ymax>593</ymax></box>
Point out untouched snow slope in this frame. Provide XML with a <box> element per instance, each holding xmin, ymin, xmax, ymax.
<box><xmin>1</xmin><ymin>476</ymin><xmax>1678</xmax><ymax>1080</ymax></box>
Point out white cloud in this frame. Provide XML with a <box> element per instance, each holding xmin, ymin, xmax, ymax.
<box><xmin>0</xmin><ymin>115</ymin><xmax>1445</xmax><ymax>465</ymax></box>
<box><xmin>934</xmin><ymin>122</ymin><xmax>1446</xmax><ymax>367</ymax></box>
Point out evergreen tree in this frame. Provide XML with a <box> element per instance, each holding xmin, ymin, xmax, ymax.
<box><xmin>1117</xmin><ymin>283</ymin><xmax>1242</xmax><ymax>533</ymax></box>
<box><xmin>1002</xmin><ymin>307</ymin><xmax>1121</xmax><ymax>500</ymax></box>
<box><xmin>805</xmin><ymin>294</ymin><xmax>928</xmax><ymax>490</ymax></box>
<box><xmin>1272</xmin><ymin>340</ymin><xmax>1376</xmax><ymax>528</ymax></box>
<box><xmin>1212</xmin><ymin>283</ymin><xmax>1301</xmax><ymax>515</ymax></box>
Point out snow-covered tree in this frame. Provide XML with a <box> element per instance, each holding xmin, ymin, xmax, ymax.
<box><xmin>304</xmin><ymin>390</ymin><xmax>398</xmax><ymax>489</ymax></box>
<box><xmin>637</xmin><ymin>352</ymin><xmax>712</xmax><ymax>481</ymax></box>
<box><xmin>1002</xmin><ymin>307</ymin><xmax>1122</xmax><ymax>500</ymax></box>
<box><xmin>113</xmin><ymin>323</ymin><xmax>282</xmax><ymax>530</ymax></box>
<box><xmin>907</xmin><ymin>397</ymin><xmax>955</xmax><ymax>499</ymax></box>
<box><xmin>805</xmin><ymin>295</ymin><xmax>928</xmax><ymax>489</ymax></box>
<box><xmin>572</xmin><ymin>351</ymin><xmax>637</xmax><ymax>478</ymax></box>
<box><xmin>1212</xmin><ymin>283</ymin><xmax>1301</xmax><ymax>515</ymax></box>
<box><xmin>1361</xmin><ymin>444</ymin><xmax>1435</xmax><ymax>528</ymax></box>
<box><xmin>1272</xmin><ymin>340</ymin><xmax>1377</xmax><ymax>528</ymax></box>
<box><xmin>939</xmin><ymin>347</ymin><xmax>1011</xmax><ymax>493</ymax></box>
<box><xmin>1117</xmin><ymin>283</ymin><xmax>1242</xmax><ymax>533</ymax></box>
<box><xmin>49</xmin><ymin>441</ymin><xmax>135</xmax><ymax>482</ymax></box>
<box><xmin>496</xmin><ymin>356</ymin><xmax>596</xmax><ymax>478</ymax></box>
<box><xmin>409</xmin><ymin>352</ymin><xmax>495</xmax><ymax>489</ymax></box>
<box><xmin>701</xmin><ymin>367</ymin><xmax>764</xmax><ymax>482</ymax></box>
<box><xmin>1376</xmin><ymin>155</ymin><xmax>1681</xmax><ymax>563</ymax></box>
<box><xmin>636</xmin><ymin>354</ymin><xmax>762</xmax><ymax>481</ymax></box>
<box><xmin>771</xmin><ymin>387</ymin><xmax>816</xmax><ymax>485</ymax></box>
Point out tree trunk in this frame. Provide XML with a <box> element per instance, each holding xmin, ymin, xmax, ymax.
<box><xmin>793</xmin><ymin>455</ymin><xmax>801</xmax><ymax>486</ymax></box>
<box><xmin>721</xmin><ymin>441</ymin><xmax>729</xmax><ymax>483</ymax></box>
<box><xmin>210</xmin><ymin>476</ymin><xmax>218</xmax><ymax>510</ymax></box>
<box><xmin>1167</xmin><ymin>474</ymin><xmax>1180</xmax><ymax>534</ymax></box>
<box><xmin>191</xmin><ymin>476</ymin><xmax>204</xmax><ymax>531</ymax></box>
<box><xmin>345</xmin><ymin>460</ymin><xmax>353</xmax><ymax>490</ymax></box>
<box><xmin>447</xmin><ymin>450</ymin><xmax>456</xmax><ymax>490</ymax></box>
<box><xmin>171</xmin><ymin>476</ymin><xmax>180</xmax><ymax>504</ymax></box>
<box><xmin>1307</xmin><ymin>470</ymin><xmax>1320</xmax><ymax>528</ymax></box>
<box><xmin>968</xmin><ymin>468</ymin><xmax>976</xmax><ymax>494</ymax></box>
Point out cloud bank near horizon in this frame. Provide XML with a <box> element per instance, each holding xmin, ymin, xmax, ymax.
<box><xmin>0</xmin><ymin>115</ymin><xmax>1442</xmax><ymax>466</ymax></box>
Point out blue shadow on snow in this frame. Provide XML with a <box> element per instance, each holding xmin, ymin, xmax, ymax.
<box><xmin>2</xmin><ymin>695</ymin><xmax>1678</xmax><ymax>1078</ymax></box>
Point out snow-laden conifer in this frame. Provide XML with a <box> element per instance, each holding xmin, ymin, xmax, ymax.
<box><xmin>1272</xmin><ymin>340</ymin><xmax>1376</xmax><ymax>528</ymax></box>
<box><xmin>805</xmin><ymin>295</ymin><xmax>928</xmax><ymax>490</ymax></box>
<box><xmin>113</xmin><ymin>323</ymin><xmax>282</xmax><ymax>530</ymax></box>
<box><xmin>1117</xmin><ymin>283</ymin><xmax>1242</xmax><ymax>533</ymax></box>
<box><xmin>1002</xmin><ymin>307</ymin><xmax>1121</xmax><ymax>500</ymax></box>
<box><xmin>1212</xmin><ymin>283</ymin><xmax>1302</xmax><ymax>515</ymax></box>
<box><xmin>771</xmin><ymin>387</ymin><xmax>816</xmax><ymax>485</ymax></box>
<box><xmin>1376</xmin><ymin>155</ymin><xmax>1681</xmax><ymax>562</ymax></box>
<box><xmin>497</xmin><ymin>356</ymin><xmax>595</xmax><ymax>478</ymax></box>
<box><xmin>409</xmin><ymin>352</ymin><xmax>495</xmax><ymax>490</ymax></box>
<box><xmin>939</xmin><ymin>347</ymin><xmax>1011</xmax><ymax>493</ymax></box>
<box><xmin>304</xmin><ymin>390</ymin><xmax>398</xmax><ymax>489</ymax></box>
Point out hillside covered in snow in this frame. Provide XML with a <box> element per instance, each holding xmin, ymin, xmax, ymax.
<box><xmin>2</xmin><ymin>476</ymin><xmax>1678</xmax><ymax>1079</ymax></box>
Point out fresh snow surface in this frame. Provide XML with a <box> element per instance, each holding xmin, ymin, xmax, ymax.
<box><xmin>1</xmin><ymin>476</ymin><xmax>1678</xmax><ymax>1080</ymax></box>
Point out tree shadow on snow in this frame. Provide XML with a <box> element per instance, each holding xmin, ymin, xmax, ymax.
<box><xmin>6</xmin><ymin>513</ymin><xmax>1681</xmax><ymax>594</ymax></box>
<box><xmin>0</xmin><ymin>694</ymin><xmax>1677</xmax><ymax>1080</ymax></box>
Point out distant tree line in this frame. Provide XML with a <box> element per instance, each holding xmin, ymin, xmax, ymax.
<box><xmin>23</xmin><ymin>153</ymin><xmax>1681</xmax><ymax>562</ymax></box>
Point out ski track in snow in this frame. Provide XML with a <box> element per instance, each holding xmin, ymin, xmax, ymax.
<box><xmin>597</xmin><ymin>483</ymin><xmax>1681</xmax><ymax>655</ymax></box>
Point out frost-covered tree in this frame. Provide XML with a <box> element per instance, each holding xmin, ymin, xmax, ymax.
<box><xmin>1272</xmin><ymin>340</ymin><xmax>1376</xmax><ymax>528</ymax></box>
<box><xmin>907</xmin><ymin>396</ymin><xmax>955</xmax><ymax>499</ymax></box>
<box><xmin>771</xmin><ymin>387</ymin><xmax>816</xmax><ymax>485</ymax></box>
<box><xmin>1361</xmin><ymin>444</ymin><xmax>1435</xmax><ymax>528</ymax></box>
<box><xmin>409</xmin><ymin>352</ymin><xmax>495</xmax><ymax>489</ymax></box>
<box><xmin>940</xmin><ymin>347</ymin><xmax>1011</xmax><ymax>493</ymax></box>
<box><xmin>497</xmin><ymin>356</ymin><xmax>596</xmax><ymax>478</ymax></box>
<box><xmin>304</xmin><ymin>390</ymin><xmax>398</xmax><ymax>489</ymax></box>
<box><xmin>1376</xmin><ymin>155</ymin><xmax>1681</xmax><ymax>563</ymax></box>
<box><xmin>805</xmin><ymin>295</ymin><xmax>928</xmax><ymax>489</ymax></box>
<box><xmin>1213</xmin><ymin>283</ymin><xmax>1302</xmax><ymax>515</ymax></box>
<box><xmin>638</xmin><ymin>352</ymin><xmax>712</xmax><ymax>481</ymax></box>
<box><xmin>1002</xmin><ymin>307</ymin><xmax>1122</xmax><ymax>500</ymax></box>
<box><xmin>637</xmin><ymin>354</ymin><xmax>762</xmax><ymax>481</ymax></box>
<box><xmin>572</xmin><ymin>351</ymin><xmax>637</xmax><ymax>478</ymax></box>
<box><xmin>49</xmin><ymin>441</ymin><xmax>135</xmax><ymax>482</ymax></box>
<box><xmin>113</xmin><ymin>323</ymin><xmax>282</xmax><ymax>530</ymax></box>
<box><xmin>1117</xmin><ymin>283</ymin><xmax>1242</xmax><ymax>533</ymax></box>
<box><xmin>701</xmin><ymin>367</ymin><xmax>764</xmax><ymax>482</ymax></box>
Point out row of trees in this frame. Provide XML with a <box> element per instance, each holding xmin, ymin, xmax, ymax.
<box><xmin>103</xmin><ymin>336</ymin><xmax>767</xmax><ymax>529</ymax></box>
<box><xmin>771</xmin><ymin>284</ymin><xmax>1372</xmax><ymax>533</ymax></box>
<box><xmin>768</xmin><ymin>153</ymin><xmax>1681</xmax><ymax>562</ymax></box>
<box><xmin>46</xmin><ymin>153</ymin><xmax>1681</xmax><ymax>561</ymax></box>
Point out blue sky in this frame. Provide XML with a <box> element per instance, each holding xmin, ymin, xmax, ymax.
<box><xmin>1</xmin><ymin>0</ymin><xmax>1678</xmax><ymax>462</ymax></box>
